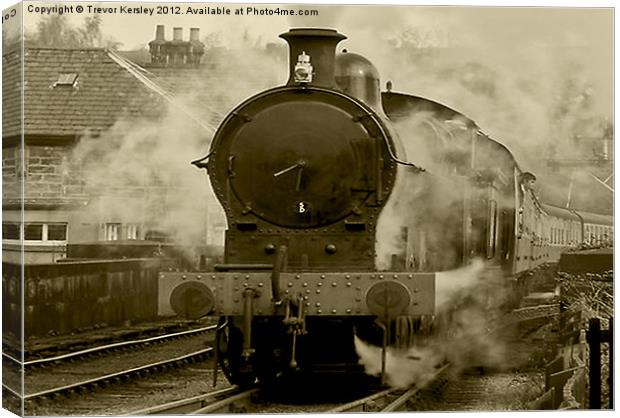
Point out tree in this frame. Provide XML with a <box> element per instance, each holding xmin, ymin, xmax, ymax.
<box><xmin>25</xmin><ymin>14</ymin><xmax>121</xmax><ymax>49</ymax></box>
<box><xmin>2</xmin><ymin>25</ymin><xmax>21</xmax><ymax>51</ymax></box>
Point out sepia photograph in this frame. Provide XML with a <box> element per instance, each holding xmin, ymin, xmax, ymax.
<box><xmin>1</xmin><ymin>0</ymin><xmax>614</xmax><ymax>415</ymax></box>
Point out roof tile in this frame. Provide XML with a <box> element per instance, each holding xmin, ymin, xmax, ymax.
<box><xmin>3</xmin><ymin>48</ymin><xmax>168</xmax><ymax>137</ymax></box>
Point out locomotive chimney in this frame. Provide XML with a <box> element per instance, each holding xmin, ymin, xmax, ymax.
<box><xmin>279</xmin><ymin>28</ymin><xmax>347</xmax><ymax>88</ymax></box>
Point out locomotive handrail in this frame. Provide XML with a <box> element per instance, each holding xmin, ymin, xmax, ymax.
<box><xmin>191</xmin><ymin>84</ymin><xmax>427</xmax><ymax>174</ymax></box>
<box><xmin>270</xmin><ymin>245</ymin><xmax>288</xmax><ymax>305</ymax></box>
<box><xmin>345</xmin><ymin>94</ymin><xmax>426</xmax><ymax>173</ymax></box>
<box><xmin>191</xmin><ymin>152</ymin><xmax>212</xmax><ymax>169</ymax></box>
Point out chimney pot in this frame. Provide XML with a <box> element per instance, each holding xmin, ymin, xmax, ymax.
<box><xmin>173</xmin><ymin>27</ymin><xmax>183</xmax><ymax>41</ymax></box>
<box><xmin>155</xmin><ymin>25</ymin><xmax>165</xmax><ymax>41</ymax></box>
<box><xmin>190</xmin><ymin>28</ymin><xmax>200</xmax><ymax>42</ymax></box>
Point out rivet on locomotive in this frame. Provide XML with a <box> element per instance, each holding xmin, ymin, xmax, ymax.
<box><xmin>158</xmin><ymin>28</ymin><xmax>612</xmax><ymax>386</ymax></box>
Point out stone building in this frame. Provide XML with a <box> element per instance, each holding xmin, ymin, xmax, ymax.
<box><xmin>1</xmin><ymin>26</ymin><xmax>232</xmax><ymax>265</ymax></box>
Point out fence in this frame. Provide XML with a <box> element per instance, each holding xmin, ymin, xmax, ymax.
<box><xmin>586</xmin><ymin>317</ymin><xmax>613</xmax><ymax>409</ymax></box>
<box><xmin>531</xmin><ymin>313</ymin><xmax>613</xmax><ymax>410</ymax></box>
<box><xmin>3</xmin><ymin>258</ymin><xmax>173</xmax><ymax>338</ymax></box>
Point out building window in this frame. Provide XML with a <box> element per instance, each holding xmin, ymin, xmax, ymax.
<box><xmin>126</xmin><ymin>224</ymin><xmax>140</xmax><ymax>240</ymax></box>
<box><xmin>53</xmin><ymin>73</ymin><xmax>79</xmax><ymax>87</ymax></box>
<box><xmin>104</xmin><ymin>223</ymin><xmax>121</xmax><ymax>241</ymax></box>
<box><xmin>24</xmin><ymin>223</ymin><xmax>44</xmax><ymax>240</ymax></box>
<box><xmin>47</xmin><ymin>223</ymin><xmax>68</xmax><ymax>241</ymax></box>
<box><xmin>3</xmin><ymin>222</ymin><xmax>68</xmax><ymax>243</ymax></box>
<box><xmin>2</xmin><ymin>223</ymin><xmax>20</xmax><ymax>240</ymax></box>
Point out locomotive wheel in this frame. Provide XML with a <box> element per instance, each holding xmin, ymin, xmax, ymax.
<box><xmin>216</xmin><ymin>318</ymin><xmax>257</xmax><ymax>387</ymax></box>
<box><xmin>216</xmin><ymin>318</ymin><xmax>234</xmax><ymax>383</ymax></box>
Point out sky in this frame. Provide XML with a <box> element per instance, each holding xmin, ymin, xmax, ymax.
<box><xmin>8</xmin><ymin>1</ymin><xmax>612</xmax><ymax>111</ymax></box>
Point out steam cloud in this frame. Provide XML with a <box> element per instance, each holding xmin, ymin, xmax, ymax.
<box><xmin>70</xmin><ymin>38</ymin><xmax>282</xmax><ymax>254</ymax></box>
<box><xmin>291</xmin><ymin>6</ymin><xmax>612</xmax><ymax>214</ymax></box>
<box><xmin>354</xmin><ymin>335</ymin><xmax>440</xmax><ymax>389</ymax></box>
<box><xmin>356</xmin><ymin>259</ymin><xmax>507</xmax><ymax>388</ymax></box>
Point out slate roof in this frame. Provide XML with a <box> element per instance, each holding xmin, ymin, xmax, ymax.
<box><xmin>2</xmin><ymin>48</ymin><xmax>167</xmax><ymax>138</ymax></box>
<box><xmin>2</xmin><ymin>47</ymin><xmax>22</xmax><ymax>137</ymax></box>
<box><xmin>140</xmin><ymin>48</ymin><xmax>282</xmax><ymax>132</ymax></box>
<box><xmin>2</xmin><ymin>46</ymin><xmax>282</xmax><ymax>139</ymax></box>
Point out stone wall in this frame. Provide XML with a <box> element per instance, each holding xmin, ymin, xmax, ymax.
<box><xmin>2</xmin><ymin>145</ymin><xmax>20</xmax><ymax>198</ymax></box>
<box><xmin>25</xmin><ymin>145</ymin><xmax>84</xmax><ymax>198</ymax></box>
<box><xmin>2</xmin><ymin>144</ymin><xmax>88</xmax><ymax>202</ymax></box>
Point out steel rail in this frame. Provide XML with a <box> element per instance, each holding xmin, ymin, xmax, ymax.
<box><xmin>2</xmin><ymin>352</ymin><xmax>22</xmax><ymax>364</ymax></box>
<box><xmin>124</xmin><ymin>386</ymin><xmax>241</xmax><ymax>415</ymax></box>
<box><xmin>381</xmin><ymin>364</ymin><xmax>451</xmax><ymax>412</ymax></box>
<box><xmin>382</xmin><ymin>386</ymin><xmax>421</xmax><ymax>412</ymax></box>
<box><xmin>328</xmin><ymin>387</ymin><xmax>397</xmax><ymax>412</ymax></box>
<box><xmin>24</xmin><ymin>325</ymin><xmax>216</xmax><ymax>367</ymax></box>
<box><xmin>23</xmin><ymin>347</ymin><xmax>213</xmax><ymax>401</ymax></box>
<box><xmin>328</xmin><ymin>363</ymin><xmax>451</xmax><ymax>413</ymax></box>
<box><xmin>191</xmin><ymin>388</ymin><xmax>259</xmax><ymax>414</ymax></box>
<box><xmin>2</xmin><ymin>383</ymin><xmax>22</xmax><ymax>398</ymax></box>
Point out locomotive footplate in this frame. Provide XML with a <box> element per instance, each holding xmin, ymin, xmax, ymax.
<box><xmin>159</xmin><ymin>272</ymin><xmax>435</xmax><ymax>318</ymax></box>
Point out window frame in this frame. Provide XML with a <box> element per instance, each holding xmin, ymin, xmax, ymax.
<box><xmin>2</xmin><ymin>222</ymin><xmax>68</xmax><ymax>245</ymax></box>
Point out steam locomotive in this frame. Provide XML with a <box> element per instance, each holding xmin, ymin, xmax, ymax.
<box><xmin>158</xmin><ymin>28</ymin><xmax>612</xmax><ymax>386</ymax></box>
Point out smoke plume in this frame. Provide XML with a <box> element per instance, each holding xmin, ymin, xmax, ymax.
<box><xmin>290</xmin><ymin>6</ymin><xmax>612</xmax><ymax>213</ymax></box>
<box><xmin>354</xmin><ymin>335</ymin><xmax>441</xmax><ymax>389</ymax></box>
<box><xmin>69</xmin><ymin>37</ymin><xmax>282</xmax><ymax>254</ymax></box>
<box><xmin>356</xmin><ymin>259</ymin><xmax>508</xmax><ymax>388</ymax></box>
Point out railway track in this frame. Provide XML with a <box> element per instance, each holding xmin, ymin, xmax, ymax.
<box><xmin>14</xmin><ymin>326</ymin><xmax>218</xmax><ymax>413</ymax></box>
<box><xmin>23</xmin><ymin>347</ymin><xmax>213</xmax><ymax>403</ymax></box>
<box><xmin>124</xmin><ymin>364</ymin><xmax>452</xmax><ymax>415</ymax></box>
<box><xmin>2</xmin><ymin>324</ymin><xmax>217</xmax><ymax>404</ymax></box>
<box><xmin>23</xmin><ymin>360</ymin><xmax>231</xmax><ymax>415</ymax></box>
<box><xmin>14</xmin><ymin>302</ymin><xmax>556</xmax><ymax>414</ymax></box>
<box><xmin>419</xmin><ymin>370</ymin><xmax>544</xmax><ymax>411</ymax></box>
<box><xmin>327</xmin><ymin>363</ymin><xmax>452</xmax><ymax>412</ymax></box>
<box><xmin>126</xmin><ymin>387</ymin><xmax>258</xmax><ymax>415</ymax></box>
<box><xmin>21</xmin><ymin>324</ymin><xmax>216</xmax><ymax>369</ymax></box>
<box><xmin>20</xmin><ymin>319</ymin><xmax>214</xmax><ymax>361</ymax></box>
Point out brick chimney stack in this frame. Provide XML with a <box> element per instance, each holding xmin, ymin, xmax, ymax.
<box><xmin>148</xmin><ymin>25</ymin><xmax>166</xmax><ymax>64</ymax></box>
<box><xmin>172</xmin><ymin>27</ymin><xmax>183</xmax><ymax>41</ymax></box>
<box><xmin>168</xmin><ymin>27</ymin><xmax>187</xmax><ymax>64</ymax></box>
<box><xmin>189</xmin><ymin>28</ymin><xmax>205</xmax><ymax>65</ymax></box>
<box><xmin>147</xmin><ymin>25</ymin><xmax>205</xmax><ymax>67</ymax></box>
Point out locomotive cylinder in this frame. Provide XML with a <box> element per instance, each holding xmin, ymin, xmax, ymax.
<box><xmin>279</xmin><ymin>28</ymin><xmax>347</xmax><ymax>88</ymax></box>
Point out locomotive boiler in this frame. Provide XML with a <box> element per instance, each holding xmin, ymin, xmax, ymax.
<box><xmin>158</xmin><ymin>28</ymin><xmax>612</xmax><ymax>386</ymax></box>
